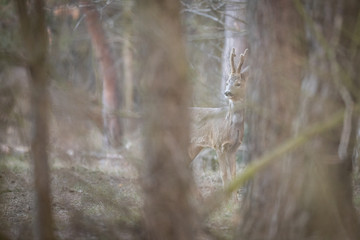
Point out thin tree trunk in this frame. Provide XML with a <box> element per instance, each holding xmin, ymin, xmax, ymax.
<box><xmin>15</xmin><ymin>1</ymin><xmax>55</xmax><ymax>239</ymax></box>
<box><xmin>80</xmin><ymin>0</ymin><xmax>122</xmax><ymax>148</ymax></box>
<box><xmin>136</xmin><ymin>1</ymin><xmax>199</xmax><ymax>239</ymax></box>
<box><xmin>221</xmin><ymin>0</ymin><xmax>247</xmax><ymax>92</ymax></box>
<box><xmin>239</xmin><ymin>0</ymin><xmax>360</xmax><ymax>239</ymax></box>
<box><xmin>123</xmin><ymin>37</ymin><xmax>133</xmax><ymax>114</ymax></box>
<box><xmin>122</xmin><ymin>1</ymin><xmax>135</xmax><ymax>138</ymax></box>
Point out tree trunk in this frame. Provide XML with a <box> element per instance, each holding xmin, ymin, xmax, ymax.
<box><xmin>136</xmin><ymin>1</ymin><xmax>199</xmax><ymax>239</ymax></box>
<box><xmin>221</xmin><ymin>0</ymin><xmax>248</xmax><ymax>92</ymax></box>
<box><xmin>122</xmin><ymin>1</ymin><xmax>135</xmax><ymax>138</ymax></box>
<box><xmin>239</xmin><ymin>0</ymin><xmax>360</xmax><ymax>239</ymax></box>
<box><xmin>15</xmin><ymin>1</ymin><xmax>55</xmax><ymax>239</ymax></box>
<box><xmin>80</xmin><ymin>0</ymin><xmax>122</xmax><ymax>148</ymax></box>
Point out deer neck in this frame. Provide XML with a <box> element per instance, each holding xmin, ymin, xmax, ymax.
<box><xmin>227</xmin><ymin>99</ymin><xmax>244</xmax><ymax>128</ymax></box>
<box><xmin>229</xmin><ymin>99</ymin><xmax>244</xmax><ymax>114</ymax></box>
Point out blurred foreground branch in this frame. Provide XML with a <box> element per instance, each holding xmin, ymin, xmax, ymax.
<box><xmin>203</xmin><ymin>106</ymin><xmax>353</xmax><ymax>215</ymax></box>
<box><xmin>14</xmin><ymin>0</ymin><xmax>55</xmax><ymax>239</ymax></box>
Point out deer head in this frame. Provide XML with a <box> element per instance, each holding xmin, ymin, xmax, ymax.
<box><xmin>224</xmin><ymin>48</ymin><xmax>249</xmax><ymax>102</ymax></box>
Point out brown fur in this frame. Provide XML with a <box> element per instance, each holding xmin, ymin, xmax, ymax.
<box><xmin>189</xmin><ymin>48</ymin><xmax>249</xmax><ymax>187</ymax></box>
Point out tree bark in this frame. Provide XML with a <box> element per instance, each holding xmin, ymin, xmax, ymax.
<box><xmin>15</xmin><ymin>1</ymin><xmax>55</xmax><ymax>239</ymax></box>
<box><xmin>80</xmin><ymin>0</ymin><xmax>122</xmax><ymax>148</ymax></box>
<box><xmin>221</xmin><ymin>0</ymin><xmax>248</xmax><ymax>92</ymax></box>
<box><xmin>239</xmin><ymin>0</ymin><xmax>360</xmax><ymax>239</ymax></box>
<box><xmin>136</xmin><ymin>1</ymin><xmax>199</xmax><ymax>239</ymax></box>
<box><xmin>122</xmin><ymin>1</ymin><xmax>135</xmax><ymax>138</ymax></box>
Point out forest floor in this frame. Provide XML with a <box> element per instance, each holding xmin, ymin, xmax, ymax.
<box><xmin>0</xmin><ymin>147</ymin><xmax>244</xmax><ymax>240</ymax></box>
<box><xmin>1</xmin><ymin>142</ymin><xmax>360</xmax><ymax>240</ymax></box>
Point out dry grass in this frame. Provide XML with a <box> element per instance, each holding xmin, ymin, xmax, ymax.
<box><xmin>0</xmin><ymin>149</ymin><xmax>246</xmax><ymax>240</ymax></box>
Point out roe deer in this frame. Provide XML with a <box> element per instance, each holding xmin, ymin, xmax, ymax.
<box><xmin>189</xmin><ymin>48</ymin><xmax>249</xmax><ymax>187</ymax></box>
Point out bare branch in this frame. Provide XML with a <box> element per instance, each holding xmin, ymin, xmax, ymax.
<box><xmin>182</xmin><ymin>8</ymin><xmax>224</xmax><ymax>25</ymax></box>
<box><xmin>0</xmin><ymin>51</ymin><xmax>26</xmax><ymax>66</ymax></box>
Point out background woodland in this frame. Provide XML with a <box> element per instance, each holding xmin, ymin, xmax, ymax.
<box><xmin>1</xmin><ymin>0</ymin><xmax>360</xmax><ymax>240</ymax></box>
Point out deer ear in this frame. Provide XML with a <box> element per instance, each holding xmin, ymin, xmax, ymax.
<box><xmin>241</xmin><ymin>66</ymin><xmax>250</xmax><ymax>81</ymax></box>
<box><xmin>230</xmin><ymin>48</ymin><xmax>236</xmax><ymax>74</ymax></box>
<box><xmin>236</xmin><ymin>48</ymin><xmax>248</xmax><ymax>73</ymax></box>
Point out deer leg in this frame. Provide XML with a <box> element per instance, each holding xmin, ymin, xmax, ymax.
<box><xmin>216</xmin><ymin>150</ymin><xmax>229</xmax><ymax>187</ymax></box>
<box><xmin>187</xmin><ymin>145</ymin><xmax>204</xmax><ymax>201</ymax></box>
<box><xmin>229</xmin><ymin>153</ymin><xmax>236</xmax><ymax>181</ymax></box>
<box><xmin>229</xmin><ymin>153</ymin><xmax>239</xmax><ymax>201</ymax></box>
<box><xmin>188</xmin><ymin>145</ymin><xmax>203</xmax><ymax>163</ymax></box>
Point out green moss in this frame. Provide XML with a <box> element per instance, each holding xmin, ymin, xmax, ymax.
<box><xmin>0</xmin><ymin>156</ymin><xmax>29</xmax><ymax>173</ymax></box>
<box><xmin>354</xmin><ymin>195</ymin><xmax>360</xmax><ymax>208</ymax></box>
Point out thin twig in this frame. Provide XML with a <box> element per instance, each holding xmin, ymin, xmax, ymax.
<box><xmin>182</xmin><ymin>8</ymin><xmax>225</xmax><ymax>25</ymax></box>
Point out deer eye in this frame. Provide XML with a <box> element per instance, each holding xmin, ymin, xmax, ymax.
<box><xmin>234</xmin><ymin>82</ymin><xmax>241</xmax><ymax>87</ymax></box>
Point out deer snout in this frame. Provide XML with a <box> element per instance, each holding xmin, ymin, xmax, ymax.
<box><xmin>224</xmin><ymin>91</ymin><xmax>233</xmax><ymax>98</ymax></box>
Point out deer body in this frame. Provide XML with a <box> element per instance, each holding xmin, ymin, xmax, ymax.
<box><xmin>189</xmin><ymin>48</ymin><xmax>248</xmax><ymax>187</ymax></box>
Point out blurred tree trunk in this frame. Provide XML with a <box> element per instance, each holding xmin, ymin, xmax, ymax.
<box><xmin>122</xmin><ymin>1</ymin><xmax>135</xmax><ymax>138</ymax></box>
<box><xmin>0</xmin><ymin>85</ymin><xmax>15</xmax><ymax>149</ymax></box>
<box><xmin>239</xmin><ymin>0</ymin><xmax>360</xmax><ymax>239</ymax></box>
<box><xmin>136</xmin><ymin>1</ymin><xmax>199</xmax><ymax>239</ymax></box>
<box><xmin>80</xmin><ymin>0</ymin><xmax>122</xmax><ymax>148</ymax></box>
<box><xmin>221</xmin><ymin>0</ymin><xmax>248</xmax><ymax>92</ymax></box>
<box><xmin>15</xmin><ymin>0</ymin><xmax>55</xmax><ymax>239</ymax></box>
